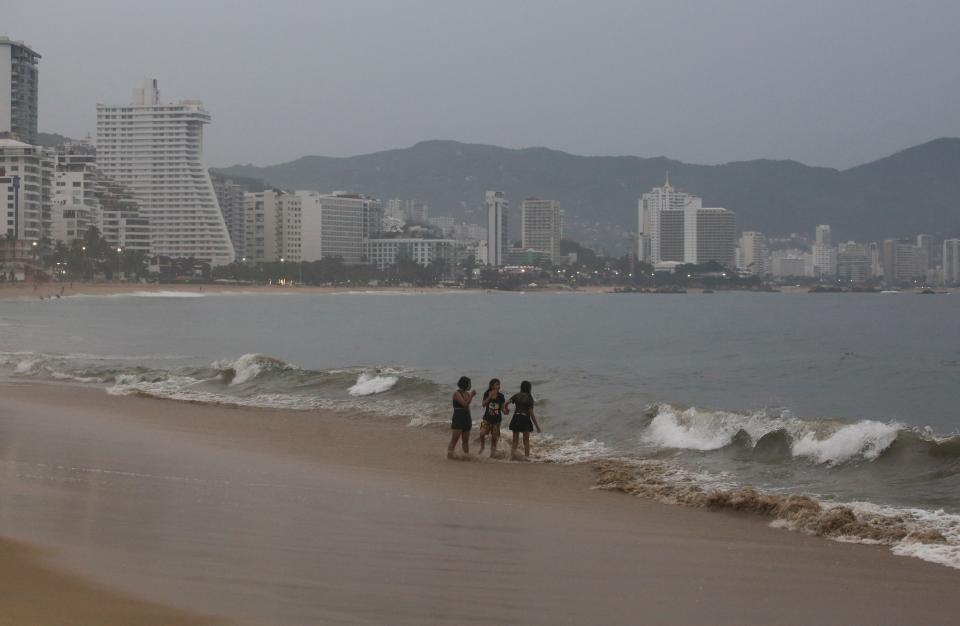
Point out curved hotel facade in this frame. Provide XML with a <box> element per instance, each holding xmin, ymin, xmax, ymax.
<box><xmin>95</xmin><ymin>79</ymin><xmax>234</xmax><ymax>265</ymax></box>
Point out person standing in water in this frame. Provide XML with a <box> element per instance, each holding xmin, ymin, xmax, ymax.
<box><xmin>448</xmin><ymin>376</ymin><xmax>476</xmax><ymax>459</ymax></box>
<box><xmin>508</xmin><ymin>380</ymin><xmax>541</xmax><ymax>460</ymax></box>
<box><xmin>478</xmin><ymin>378</ymin><xmax>509</xmax><ymax>457</ymax></box>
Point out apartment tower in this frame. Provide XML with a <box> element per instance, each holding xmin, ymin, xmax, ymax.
<box><xmin>0</xmin><ymin>37</ymin><xmax>40</xmax><ymax>145</ymax></box>
<box><xmin>485</xmin><ymin>191</ymin><xmax>509</xmax><ymax>266</ymax></box>
<box><xmin>520</xmin><ymin>198</ymin><xmax>562</xmax><ymax>264</ymax></box>
<box><xmin>95</xmin><ymin>79</ymin><xmax>234</xmax><ymax>265</ymax></box>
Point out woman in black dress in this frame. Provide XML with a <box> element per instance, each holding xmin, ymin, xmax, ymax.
<box><xmin>447</xmin><ymin>376</ymin><xmax>476</xmax><ymax>459</ymax></box>
<box><xmin>478</xmin><ymin>378</ymin><xmax>510</xmax><ymax>457</ymax></box>
<box><xmin>508</xmin><ymin>380</ymin><xmax>541</xmax><ymax>460</ymax></box>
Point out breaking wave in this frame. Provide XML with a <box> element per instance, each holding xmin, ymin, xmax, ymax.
<box><xmin>348</xmin><ymin>372</ymin><xmax>400</xmax><ymax>396</ymax></box>
<box><xmin>638</xmin><ymin>404</ymin><xmax>954</xmax><ymax>466</ymax></box>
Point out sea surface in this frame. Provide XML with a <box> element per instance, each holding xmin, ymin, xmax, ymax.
<box><xmin>2</xmin><ymin>289</ymin><xmax>959</xmax><ymax>566</ymax></box>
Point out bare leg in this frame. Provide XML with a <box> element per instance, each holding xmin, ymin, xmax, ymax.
<box><xmin>511</xmin><ymin>431</ymin><xmax>520</xmax><ymax>458</ymax></box>
<box><xmin>477</xmin><ymin>423</ymin><xmax>487</xmax><ymax>453</ymax></box>
<box><xmin>523</xmin><ymin>432</ymin><xmax>531</xmax><ymax>458</ymax></box>
<box><xmin>490</xmin><ymin>429</ymin><xmax>499</xmax><ymax>457</ymax></box>
<box><xmin>460</xmin><ymin>430</ymin><xmax>470</xmax><ymax>455</ymax></box>
<box><xmin>448</xmin><ymin>430</ymin><xmax>462</xmax><ymax>458</ymax></box>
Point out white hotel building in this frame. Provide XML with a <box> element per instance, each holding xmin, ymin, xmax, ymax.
<box><xmin>95</xmin><ymin>79</ymin><xmax>234</xmax><ymax>265</ymax></box>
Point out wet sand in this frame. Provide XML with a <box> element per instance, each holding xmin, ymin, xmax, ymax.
<box><xmin>1</xmin><ymin>382</ymin><xmax>959</xmax><ymax>625</ymax></box>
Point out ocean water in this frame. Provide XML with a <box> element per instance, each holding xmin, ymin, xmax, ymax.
<box><xmin>2</xmin><ymin>290</ymin><xmax>959</xmax><ymax>566</ymax></box>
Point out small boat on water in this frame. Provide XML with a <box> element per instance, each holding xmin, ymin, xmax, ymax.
<box><xmin>880</xmin><ymin>290</ymin><xmax>900</xmax><ymax>294</ymax></box>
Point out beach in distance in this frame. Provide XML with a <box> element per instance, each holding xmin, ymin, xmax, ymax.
<box><xmin>2</xmin><ymin>289</ymin><xmax>960</xmax><ymax>624</ymax></box>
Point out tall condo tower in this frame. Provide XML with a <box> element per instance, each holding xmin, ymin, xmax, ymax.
<box><xmin>520</xmin><ymin>198</ymin><xmax>562</xmax><ymax>264</ymax></box>
<box><xmin>638</xmin><ymin>175</ymin><xmax>701</xmax><ymax>264</ymax></box>
<box><xmin>95</xmin><ymin>79</ymin><xmax>234</xmax><ymax>265</ymax></box>
<box><xmin>0</xmin><ymin>37</ymin><xmax>40</xmax><ymax>145</ymax></box>
<box><xmin>485</xmin><ymin>190</ymin><xmax>509</xmax><ymax>266</ymax></box>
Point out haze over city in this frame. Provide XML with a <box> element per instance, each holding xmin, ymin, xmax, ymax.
<box><xmin>3</xmin><ymin>3</ymin><xmax>960</xmax><ymax>625</ymax></box>
<box><xmin>6</xmin><ymin>0</ymin><xmax>960</xmax><ymax>167</ymax></box>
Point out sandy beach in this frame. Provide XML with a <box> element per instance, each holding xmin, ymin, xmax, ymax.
<box><xmin>0</xmin><ymin>382</ymin><xmax>958</xmax><ymax>625</ymax></box>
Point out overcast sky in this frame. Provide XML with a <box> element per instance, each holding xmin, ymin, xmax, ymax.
<box><xmin>5</xmin><ymin>0</ymin><xmax>960</xmax><ymax>168</ymax></box>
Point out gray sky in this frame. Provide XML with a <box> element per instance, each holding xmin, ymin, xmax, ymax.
<box><xmin>6</xmin><ymin>0</ymin><xmax>960</xmax><ymax>168</ymax></box>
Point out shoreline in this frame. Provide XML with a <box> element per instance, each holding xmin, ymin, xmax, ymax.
<box><xmin>2</xmin><ymin>382</ymin><xmax>959</xmax><ymax>624</ymax></box>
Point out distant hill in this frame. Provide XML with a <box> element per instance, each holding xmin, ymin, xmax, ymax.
<box><xmin>35</xmin><ymin>132</ymin><xmax>75</xmax><ymax>147</ymax></box>
<box><xmin>217</xmin><ymin>138</ymin><xmax>960</xmax><ymax>241</ymax></box>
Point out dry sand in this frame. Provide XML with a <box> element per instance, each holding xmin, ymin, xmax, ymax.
<box><xmin>1</xmin><ymin>382</ymin><xmax>959</xmax><ymax>625</ymax></box>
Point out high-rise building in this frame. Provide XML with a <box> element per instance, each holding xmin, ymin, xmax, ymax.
<box><xmin>367</xmin><ymin>238</ymin><xmax>465</xmax><ymax>280</ymax></box>
<box><xmin>739</xmin><ymin>231</ymin><xmax>769</xmax><ymax>275</ymax></box>
<box><xmin>297</xmin><ymin>191</ymin><xmax>378</xmax><ymax>264</ymax></box>
<box><xmin>96</xmin><ymin>79</ymin><xmax>234</xmax><ymax>265</ymax></box>
<box><xmin>520</xmin><ymin>198</ymin><xmax>562</xmax><ymax>264</ymax></box>
<box><xmin>52</xmin><ymin>143</ymin><xmax>99</xmax><ymax>243</ymax></box>
<box><xmin>942</xmin><ymin>239</ymin><xmax>960</xmax><ymax>285</ymax></box>
<box><xmin>405</xmin><ymin>200</ymin><xmax>428</xmax><ymax>223</ymax></box>
<box><xmin>881</xmin><ymin>239</ymin><xmax>926</xmax><ymax>284</ymax></box>
<box><xmin>211</xmin><ymin>174</ymin><xmax>247</xmax><ymax>261</ymax></box>
<box><xmin>485</xmin><ymin>191</ymin><xmax>509</xmax><ymax>266</ymax></box>
<box><xmin>916</xmin><ymin>233</ymin><xmax>932</xmax><ymax>272</ymax></box>
<box><xmin>243</xmin><ymin>190</ymin><xmax>301</xmax><ymax>263</ymax></box>
<box><xmin>638</xmin><ymin>175</ymin><xmax>701</xmax><ymax>263</ymax></box>
<box><xmin>96</xmin><ymin>177</ymin><xmax>151</xmax><ymax>253</ymax></box>
<box><xmin>686</xmin><ymin>207</ymin><xmax>736</xmax><ymax>267</ymax></box>
<box><xmin>0</xmin><ymin>137</ymin><xmax>53</xmax><ymax>241</ymax></box>
<box><xmin>837</xmin><ymin>242</ymin><xmax>871</xmax><ymax>283</ymax></box>
<box><xmin>0</xmin><ymin>38</ymin><xmax>40</xmax><ymax>145</ymax></box>
<box><xmin>812</xmin><ymin>225</ymin><xmax>837</xmax><ymax>278</ymax></box>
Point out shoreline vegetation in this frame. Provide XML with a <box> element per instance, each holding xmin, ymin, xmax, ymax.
<box><xmin>1</xmin><ymin>382</ymin><xmax>958</xmax><ymax>624</ymax></box>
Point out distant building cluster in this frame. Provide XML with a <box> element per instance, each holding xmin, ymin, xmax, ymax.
<box><xmin>637</xmin><ymin>176</ymin><xmax>736</xmax><ymax>270</ymax></box>
<box><xmin>2</xmin><ymin>35</ymin><xmax>959</xmax><ymax>286</ymax></box>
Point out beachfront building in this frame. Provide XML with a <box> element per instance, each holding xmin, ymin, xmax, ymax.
<box><xmin>211</xmin><ymin>174</ymin><xmax>247</xmax><ymax>261</ymax></box>
<box><xmin>739</xmin><ymin>231</ymin><xmax>769</xmax><ymax>275</ymax></box>
<box><xmin>685</xmin><ymin>207</ymin><xmax>736</xmax><ymax>267</ymax></box>
<box><xmin>297</xmin><ymin>191</ymin><xmax>380</xmax><ymax>264</ymax></box>
<box><xmin>812</xmin><ymin>225</ymin><xmax>837</xmax><ymax>278</ymax></box>
<box><xmin>96</xmin><ymin>177</ymin><xmax>151</xmax><ymax>253</ymax></box>
<box><xmin>837</xmin><ymin>242</ymin><xmax>872</xmax><ymax>283</ymax></box>
<box><xmin>943</xmin><ymin>239</ymin><xmax>960</xmax><ymax>285</ymax></box>
<box><xmin>485</xmin><ymin>190</ymin><xmax>509</xmax><ymax>266</ymax></box>
<box><xmin>51</xmin><ymin>144</ymin><xmax>99</xmax><ymax>243</ymax></box>
<box><xmin>95</xmin><ymin>79</ymin><xmax>234</xmax><ymax>265</ymax></box>
<box><xmin>0</xmin><ymin>137</ymin><xmax>53</xmax><ymax>242</ymax></box>
<box><xmin>367</xmin><ymin>238</ymin><xmax>465</xmax><ymax>279</ymax></box>
<box><xmin>638</xmin><ymin>175</ymin><xmax>702</xmax><ymax>263</ymax></box>
<box><xmin>243</xmin><ymin>190</ymin><xmax>301</xmax><ymax>263</ymax></box>
<box><xmin>881</xmin><ymin>239</ymin><xmax>927</xmax><ymax>285</ymax></box>
<box><xmin>0</xmin><ymin>37</ymin><xmax>40</xmax><ymax>145</ymax></box>
<box><xmin>520</xmin><ymin>198</ymin><xmax>562</xmax><ymax>264</ymax></box>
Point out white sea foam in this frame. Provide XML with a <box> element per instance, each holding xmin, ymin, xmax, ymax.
<box><xmin>213</xmin><ymin>353</ymin><xmax>291</xmax><ymax>385</ymax></box>
<box><xmin>349</xmin><ymin>372</ymin><xmax>399</xmax><ymax>396</ymax></box>
<box><xmin>534</xmin><ymin>436</ymin><xmax>613</xmax><ymax>463</ymax></box>
<box><xmin>791</xmin><ymin>421</ymin><xmax>900</xmax><ymax>465</ymax></box>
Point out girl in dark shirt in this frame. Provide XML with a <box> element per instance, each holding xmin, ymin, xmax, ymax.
<box><xmin>508</xmin><ymin>380</ymin><xmax>541</xmax><ymax>460</ymax></box>
<box><xmin>478</xmin><ymin>378</ymin><xmax>510</xmax><ymax>457</ymax></box>
<box><xmin>448</xmin><ymin>376</ymin><xmax>476</xmax><ymax>459</ymax></box>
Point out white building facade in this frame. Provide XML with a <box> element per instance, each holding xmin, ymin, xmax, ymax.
<box><xmin>0</xmin><ymin>138</ymin><xmax>53</xmax><ymax>241</ymax></box>
<box><xmin>485</xmin><ymin>190</ymin><xmax>509</xmax><ymax>266</ymax></box>
<box><xmin>95</xmin><ymin>79</ymin><xmax>234</xmax><ymax>265</ymax></box>
<box><xmin>638</xmin><ymin>176</ymin><xmax>702</xmax><ymax>263</ymax></box>
<box><xmin>739</xmin><ymin>231</ymin><xmax>769</xmax><ymax>275</ymax></box>
<box><xmin>298</xmin><ymin>191</ymin><xmax>379</xmax><ymax>264</ymax></box>
<box><xmin>812</xmin><ymin>225</ymin><xmax>837</xmax><ymax>278</ymax></box>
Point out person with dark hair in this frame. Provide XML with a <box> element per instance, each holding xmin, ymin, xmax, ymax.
<box><xmin>508</xmin><ymin>380</ymin><xmax>541</xmax><ymax>460</ymax></box>
<box><xmin>478</xmin><ymin>378</ymin><xmax>509</xmax><ymax>457</ymax></box>
<box><xmin>447</xmin><ymin>376</ymin><xmax>476</xmax><ymax>459</ymax></box>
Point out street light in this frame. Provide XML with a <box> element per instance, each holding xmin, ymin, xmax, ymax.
<box><xmin>116</xmin><ymin>247</ymin><xmax>123</xmax><ymax>281</ymax></box>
